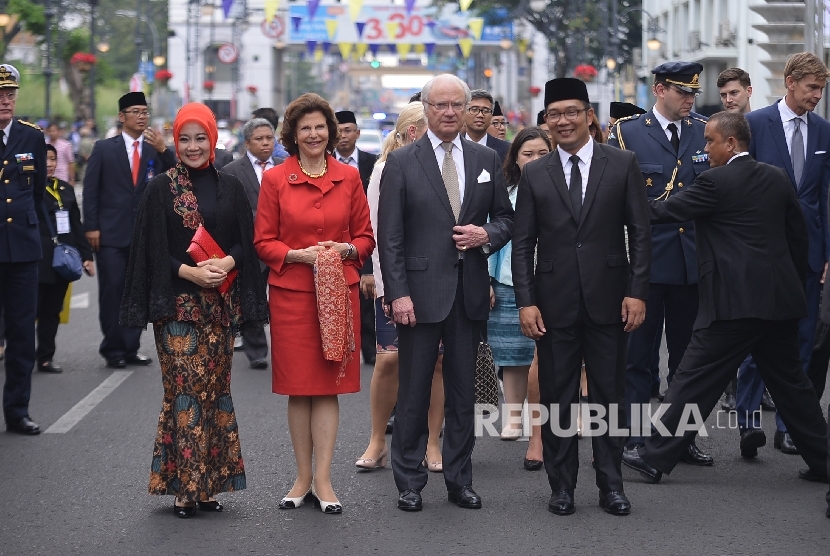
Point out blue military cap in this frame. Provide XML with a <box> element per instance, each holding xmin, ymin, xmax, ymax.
<box><xmin>652</xmin><ymin>61</ymin><xmax>703</xmax><ymax>92</ymax></box>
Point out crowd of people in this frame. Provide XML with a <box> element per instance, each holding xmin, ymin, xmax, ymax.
<box><xmin>1</xmin><ymin>50</ymin><xmax>830</xmax><ymax>521</ymax></box>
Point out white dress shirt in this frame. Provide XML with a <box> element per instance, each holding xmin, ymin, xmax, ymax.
<box><xmin>727</xmin><ymin>152</ymin><xmax>749</xmax><ymax>165</ymax></box>
<box><xmin>427</xmin><ymin>128</ymin><xmax>466</xmax><ymax>201</ymax></box>
<box><xmin>558</xmin><ymin>139</ymin><xmax>594</xmax><ymax>202</ymax></box>
<box><xmin>122</xmin><ymin>131</ymin><xmax>144</xmax><ymax>173</ymax></box>
<box><xmin>337</xmin><ymin>148</ymin><xmax>359</xmax><ymax>170</ymax></box>
<box><xmin>247</xmin><ymin>151</ymin><xmax>273</xmax><ymax>184</ymax></box>
<box><xmin>462</xmin><ymin>133</ymin><xmax>488</xmax><ymax>147</ymax></box>
<box><xmin>778</xmin><ymin>98</ymin><xmax>809</xmax><ymax>160</ymax></box>
<box><xmin>652</xmin><ymin>106</ymin><xmax>683</xmax><ymax>142</ymax></box>
<box><xmin>0</xmin><ymin>119</ymin><xmax>11</xmax><ymax>146</ymax></box>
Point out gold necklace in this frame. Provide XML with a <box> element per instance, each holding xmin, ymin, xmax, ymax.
<box><xmin>298</xmin><ymin>157</ymin><xmax>327</xmax><ymax>178</ymax></box>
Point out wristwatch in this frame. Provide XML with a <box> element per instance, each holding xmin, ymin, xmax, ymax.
<box><xmin>342</xmin><ymin>243</ymin><xmax>356</xmax><ymax>260</ymax></box>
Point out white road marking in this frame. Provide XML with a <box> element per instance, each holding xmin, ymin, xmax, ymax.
<box><xmin>70</xmin><ymin>292</ymin><xmax>89</xmax><ymax>309</ymax></box>
<box><xmin>45</xmin><ymin>371</ymin><xmax>133</xmax><ymax>433</ymax></box>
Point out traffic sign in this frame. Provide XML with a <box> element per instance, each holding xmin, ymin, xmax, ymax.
<box><xmin>217</xmin><ymin>43</ymin><xmax>239</xmax><ymax>64</ymax></box>
<box><xmin>261</xmin><ymin>16</ymin><xmax>285</xmax><ymax>40</ymax></box>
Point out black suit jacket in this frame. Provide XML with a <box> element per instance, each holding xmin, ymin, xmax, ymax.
<box><xmin>82</xmin><ymin>135</ymin><xmax>176</xmax><ymax>248</ymax></box>
<box><xmin>512</xmin><ymin>142</ymin><xmax>651</xmax><ymax>327</ymax></box>
<box><xmin>650</xmin><ymin>155</ymin><xmax>808</xmax><ymax>330</ymax></box>
<box><xmin>378</xmin><ymin>133</ymin><xmax>514</xmax><ymax>323</ymax></box>
<box><xmin>0</xmin><ymin>119</ymin><xmax>47</xmax><ymax>263</ymax></box>
<box><xmin>213</xmin><ymin>148</ymin><xmax>234</xmax><ymax>170</ymax></box>
<box><xmin>221</xmin><ymin>153</ymin><xmax>285</xmax><ymax>219</ymax></box>
<box><xmin>38</xmin><ymin>178</ymin><xmax>93</xmax><ymax>283</ymax></box>
<box><xmin>485</xmin><ymin>134</ymin><xmax>510</xmax><ymax>166</ymax></box>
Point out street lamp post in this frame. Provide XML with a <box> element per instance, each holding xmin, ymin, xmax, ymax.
<box><xmin>89</xmin><ymin>0</ymin><xmax>98</xmax><ymax>122</ymax></box>
<box><xmin>43</xmin><ymin>0</ymin><xmax>54</xmax><ymax>118</ymax></box>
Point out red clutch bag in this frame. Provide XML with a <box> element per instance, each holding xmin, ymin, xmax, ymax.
<box><xmin>186</xmin><ymin>226</ymin><xmax>238</xmax><ymax>295</ymax></box>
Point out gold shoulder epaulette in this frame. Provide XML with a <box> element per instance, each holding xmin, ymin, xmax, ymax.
<box><xmin>691</xmin><ymin>115</ymin><xmax>707</xmax><ymax>124</ymax></box>
<box><xmin>615</xmin><ymin>114</ymin><xmax>641</xmax><ymax>125</ymax></box>
<box><xmin>17</xmin><ymin>119</ymin><xmax>42</xmax><ymax>131</ymax></box>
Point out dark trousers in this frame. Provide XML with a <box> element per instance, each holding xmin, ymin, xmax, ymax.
<box><xmin>625</xmin><ymin>283</ymin><xmax>698</xmax><ymax>447</ymax></box>
<box><xmin>96</xmin><ymin>246</ymin><xmax>142</xmax><ymax>361</ymax></box>
<box><xmin>392</xmin><ymin>268</ymin><xmax>478</xmax><ymax>493</ymax></box>
<box><xmin>640</xmin><ymin>319</ymin><xmax>828</xmax><ymax>475</ymax></box>
<box><xmin>0</xmin><ymin>261</ymin><xmax>38</xmax><ymax>422</ymax></box>
<box><xmin>241</xmin><ymin>267</ymin><xmax>269</xmax><ymax>362</ymax></box>
<box><xmin>537</xmin><ymin>296</ymin><xmax>628</xmax><ymax>493</ymax></box>
<box><xmin>36</xmin><ymin>281</ymin><xmax>70</xmax><ymax>365</ymax></box>
<box><xmin>808</xmin><ymin>321</ymin><xmax>830</xmax><ymax>399</ymax></box>
<box><xmin>737</xmin><ymin>269</ymin><xmax>820</xmax><ymax>432</ymax></box>
<box><xmin>360</xmin><ymin>290</ymin><xmax>376</xmax><ymax>361</ymax></box>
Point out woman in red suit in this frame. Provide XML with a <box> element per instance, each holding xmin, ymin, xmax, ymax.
<box><xmin>254</xmin><ymin>93</ymin><xmax>374</xmax><ymax>514</ymax></box>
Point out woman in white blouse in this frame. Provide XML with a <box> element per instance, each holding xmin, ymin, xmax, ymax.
<box><xmin>355</xmin><ymin>102</ymin><xmax>446</xmax><ymax>473</ymax></box>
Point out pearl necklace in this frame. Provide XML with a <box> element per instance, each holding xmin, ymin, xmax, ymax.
<box><xmin>299</xmin><ymin>157</ymin><xmax>327</xmax><ymax>178</ymax></box>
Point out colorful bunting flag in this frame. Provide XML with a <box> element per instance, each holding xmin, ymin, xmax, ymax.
<box><xmin>308</xmin><ymin>0</ymin><xmax>320</xmax><ymax>20</ymax></box>
<box><xmin>325</xmin><ymin>19</ymin><xmax>339</xmax><ymax>41</ymax></box>
<box><xmin>368</xmin><ymin>43</ymin><xmax>381</xmax><ymax>56</ymax></box>
<box><xmin>339</xmin><ymin>43</ymin><xmax>353</xmax><ymax>59</ymax></box>
<box><xmin>355</xmin><ymin>42</ymin><xmax>369</xmax><ymax>60</ymax></box>
<box><xmin>425</xmin><ymin>43</ymin><xmax>435</xmax><ymax>56</ymax></box>
<box><xmin>322</xmin><ymin>41</ymin><xmax>332</xmax><ymax>54</ymax></box>
<box><xmin>397</xmin><ymin>43</ymin><xmax>412</xmax><ymax>59</ymax></box>
<box><xmin>306</xmin><ymin>40</ymin><xmax>317</xmax><ymax>57</ymax></box>
<box><xmin>264</xmin><ymin>0</ymin><xmax>279</xmax><ymax>22</ymax></box>
<box><xmin>292</xmin><ymin>16</ymin><xmax>302</xmax><ymax>32</ymax></box>
<box><xmin>458</xmin><ymin>37</ymin><xmax>473</xmax><ymax>58</ymax></box>
<box><xmin>348</xmin><ymin>0</ymin><xmax>363</xmax><ymax>22</ymax></box>
<box><xmin>405</xmin><ymin>0</ymin><xmax>417</xmax><ymax>15</ymax></box>
<box><xmin>222</xmin><ymin>0</ymin><xmax>234</xmax><ymax>18</ymax></box>
<box><xmin>385</xmin><ymin>21</ymin><xmax>400</xmax><ymax>40</ymax></box>
<box><xmin>355</xmin><ymin>21</ymin><xmax>366</xmax><ymax>38</ymax></box>
<box><xmin>459</xmin><ymin>0</ymin><xmax>473</xmax><ymax>12</ymax></box>
<box><xmin>468</xmin><ymin>17</ymin><xmax>484</xmax><ymax>41</ymax></box>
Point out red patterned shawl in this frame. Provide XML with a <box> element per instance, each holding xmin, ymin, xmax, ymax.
<box><xmin>314</xmin><ymin>248</ymin><xmax>354</xmax><ymax>383</ymax></box>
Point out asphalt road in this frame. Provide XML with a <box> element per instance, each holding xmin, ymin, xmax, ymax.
<box><xmin>1</xmin><ymin>274</ymin><xmax>829</xmax><ymax>555</ymax></box>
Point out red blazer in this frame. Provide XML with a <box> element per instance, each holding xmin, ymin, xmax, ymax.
<box><xmin>254</xmin><ymin>154</ymin><xmax>374</xmax><ymax>292</ymax></box>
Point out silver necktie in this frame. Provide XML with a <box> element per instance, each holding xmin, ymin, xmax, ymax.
<box><xmin>441</xmin><ymin>142</ymin><xmax>461</xmax><ymax>222</ymax></box>
<box><xmin>791</xmin><ymin>117</ymin><xmax>805</xmax><ymax>187</ymax></box>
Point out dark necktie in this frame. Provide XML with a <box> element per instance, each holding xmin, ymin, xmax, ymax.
<box><xmin>791</xmin><ymin>117</ymin><xmax>805</xmax><ymax>187</ymax></box>
<box><xmin>340</xmin><ymin>156</ymin><xmax>354</xmax><ymax>166</ymax></box>
<box><xmin>569</xmin><ymin>154</ymin><xmax>582</xmax><ymax>221</ymax></box>
<box><xmin>0</xmin><ymin>129</ymin><xmax>5</xmax><ymax>158</ymax></box>
<box><xmin>667</xmin><ymin>123</ymin><xmax>680</xmax><ymax>154</ymax></box>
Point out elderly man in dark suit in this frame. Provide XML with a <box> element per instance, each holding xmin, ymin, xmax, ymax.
<box><xmin>0</xmin><ymin>63</ymin><xmax>47</xmax><ymax>434</ymax></box>
<box><xmin>736</xmin><ymin>53</ymin><xmax>830</xmax><ymax>456</ymax></box>
<box><xmin>334</xmin><ymin>110</ymin><xmax>378</xmax><ymax>365</ymax></box>
<box><xmin>622</xmin><ymin>112</ymin><xmax>829</xmax><ymax>498</ymax></box>
<box><xmin>83</xmin><ymin>92</ymin><xmax>176</xmax><ymax>368</ymax></box>
<box><xmin>222</xmin><ymin>117</ymin><xmax>284</xmax><ymax>369</ymax></box>
<box><xmin>462</xmin><ymin>89</ymin><xmax>510</xmax><ymax>164</ymax></box>
<box><xmin>379</xmin><ymin>74</ymin><xmax>513</xmax><ymax>512</ymax></box>
<box><xmin>512</xmin><ymin>78</ymin><xmax>651</xmax><ymax>516</ymax></box>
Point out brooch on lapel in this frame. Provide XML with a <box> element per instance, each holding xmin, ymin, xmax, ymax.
<box><xmin>288</xmin><ymin>173</ymin><xmax>298</xmax><ymax>182</ymax></box>
<box><xmin>645</xmin><ymin>118</ymin><xmax>652</xmax><ymax>126</ymax></box>
<box><xmin>646</xmin><ymin>178</ymin><xmax>653</xmax><ymax>186</ymax></box>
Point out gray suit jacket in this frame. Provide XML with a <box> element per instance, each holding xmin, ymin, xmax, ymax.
<box><xmin>378</xmin><ymin>133</ymin><xmax>514</xmax><ymax>323</ymax></box>
<box><xmin>221</xmin><ymin>153</ymin><xmax>285</xmax><ymax>219</ymax></box>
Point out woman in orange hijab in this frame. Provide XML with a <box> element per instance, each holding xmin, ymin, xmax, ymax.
<box><xmin>121</xmin><ymin>103</ymin><xmax>268</xmax><ymax>518</ymax></box>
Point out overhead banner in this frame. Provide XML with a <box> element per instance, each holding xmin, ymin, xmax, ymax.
<box><xmin>287</xmin><ymin>3</ymin><xmax>513</xmax><ymax>46</ymax></box>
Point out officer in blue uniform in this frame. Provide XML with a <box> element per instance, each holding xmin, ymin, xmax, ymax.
<box><xmin>608</xmin><ymin>62</ymin><xmax>714</xmax><ymax>467</ymax></box>
<box><xmin>0</xmin><ymin>64</ymin><xmax>47</xmax><ymax>435</ymax></box>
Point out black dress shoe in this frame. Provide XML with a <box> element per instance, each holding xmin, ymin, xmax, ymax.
<box><xmin>523</xmin><ymin>458</ymin><xmax>543</xmax><ymax>471</ymax></box>
<box><xmin>739</xmin><ymin>429</ymin><xmax>766</xmax><ymax>459</ymax></box>
<box><xmin>397</xmin><ymin>489</ymin><xmax>422</xmax><ymax>511</ymax></box>
<box><xmin>106</xmin><ymin>358</ymin><xmax>126</xmax><ymax>369</ymax></box>
<box><xmin>173</xmin><ymin>502</ymin><xmax>197</xmax><ymax>518</ymax></box>
<box><xmin>38</xmin><ymin>361</ymin><xmax>63</xmax><ymax>373</ymax></box>
<box><xmin>798</xmin><ymin>468</ymin><xmax>829</xmax><ymax>483</ymax></box>
<box><xmin>721</xmin><ymin>392</ymin><xmax>736</xmax><ymax>411</ymax></box>
<box><xmin>6</xmin><ymin>416</ymin><xmax>41</xmax><ymax>435</ymax></box>
<box><xmin>773</xmin><ymin>431</ymin><xmax>798</xmax><ymax>454</ymax></box>
<box><xmin>447</xmin><ymin>486</ymin><xmax>482</xmax><ymax>509</ymax></box>
<box><xmin>197</xmin><ymin>500</ymin><xmax>223</xmax><ymax>512</ymax></box>
<box><xmin>249</xmin><ymin>358</ymin><xmax>268</xmax><ymax>369</ymax></box>
<box><xmin>680</xmin><ymin>441</ymin><xmax>714</xmax><ymax>466</ymax></box>
<box><xmin>761</xmin><ymin>390</ymin><xmax>776</xmax><ymax>411</ymax></box>
<box><xmin>548</xmin><ymin>490</ymin><xmax>575</xmax><ymax>515</ymax></box>
<box><xmin>622</xmin><ymin>445</ymin><xmax>662</xmax><ymax>483</ymax></box>
<box><xmin>599</xmin><ymin>490</ymin><xmax>631</xmax><ymax>516</ymax></box>
<box><xmin>126</xmin><ymin>354</ymin><xmax>152</xmax><ymax>366</ymax></box>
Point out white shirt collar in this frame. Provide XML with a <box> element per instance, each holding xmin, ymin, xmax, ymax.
<box><xmin>336</xmin><ymin>148</ymin><xmax>357</xmax><ymax>162</ymax></box>
<box><xmin>651</xmin><ymin>105</ymin><xmax>683</xmax><ymax>133</ymax></box>
<box><xmin>557</xmin><ymin>138</ymin><xmax>594</xmax><ymax>167</ymax></box>
<box><xmin>427</xmin><ymin>128</ymin><xmax>463</xmax><ymax>153</ymax></box>
<box><xmin>463</xmin><ymin>133</ymin><xmax>488</xmax><ymax>146</ymax></box>
<box><xmin>122</xmin><ymin>131</ymin><xmax>143</xmax><ymax>147</ymax></box>
<box><xmin>727</xmin><ymin>152</ymin><xmax>749</xmax><ymax>165</ymax></box>
<box><xmin>0</xmin><ymin>119</ymin><xmax>11</xmax><ymax>143</ymax></box>
<box><xmin>247</xmin><ymin>150</ymin><xmax>271</xmax><ymax>167</ymax></box>
<box><xmin>778</xmin><ymin>97</ymin><xmax>807</xmax><ymax>124</ymax></box>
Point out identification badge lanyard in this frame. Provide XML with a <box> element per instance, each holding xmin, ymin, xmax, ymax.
<box><xmin>46</xmin><ymin>179</ymin><xmax>70</xmax><ymax>235</ymax></box>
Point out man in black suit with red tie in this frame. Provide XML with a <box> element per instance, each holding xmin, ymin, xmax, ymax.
<box><xmin>83</xmin><ymin>92</ymin><xmax>176</xmax><ymax>368</ymax></box>
<box><xmin>512</xmin><ymin>78</ymin><xmax>652</xmax><ymax>516</ymax></box>
<box><xmin>621</xmin><ymin>112</ymin><xmax>829</xmax><ymax>500</ymax></box>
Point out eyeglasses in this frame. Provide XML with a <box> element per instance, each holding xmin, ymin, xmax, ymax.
<box><xmin>668</xmin><ymin>85</ymin><xmax>700</xmax><ymax>99</ymax></box>
<box><xmin>424</xmin><ymin>101</ymin><xmax>466</xmax><ymax>113</ymax></box>
<box><xmin>490</xmin><ymin>121</ymin><xmax>507</xmax><ymax>128</ymax></box>
<box><xmin>545</xmin><ymin>108</ymin><xmax>587</xmax><ymax>123</ymax></box>
<box><xmin>467</xmin><ymin>106</ymin><xmax>493</xmax><ymax>116</ymax></box>
<box><xmin>0</xmin><ymin>91</ymin><xmax>18</xmax><ymax>101</ymax></box>
<box><xmin>123</xmin><ymin>109</ymin><xmax>151</xmax><ymax>117</ymax></box>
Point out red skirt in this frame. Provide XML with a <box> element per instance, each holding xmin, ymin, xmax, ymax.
<box><xmin>269</xmin><ymin>284</ymin><xmax>361</xmax><ymax>395</ymax></box>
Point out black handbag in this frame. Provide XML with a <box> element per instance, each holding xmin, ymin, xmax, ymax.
<box><xmin>40</xmin><ymin>203</ymin><xmax>83</xmax><ymax>282</ymax></box>
<box><xmin>475</xmin><ymin>341</ymin><xmax>499</xmax><ymax>413</ymax></box>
